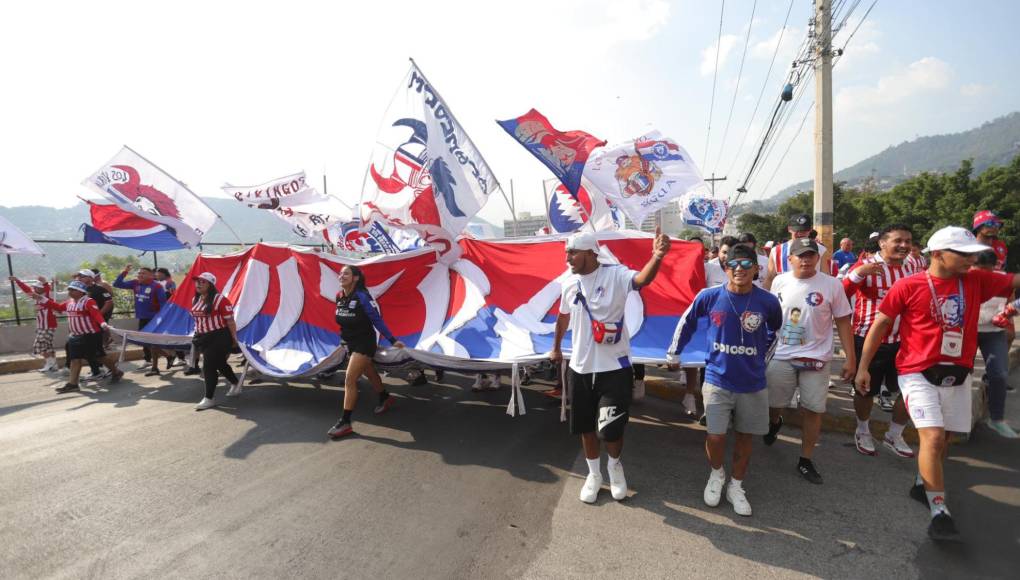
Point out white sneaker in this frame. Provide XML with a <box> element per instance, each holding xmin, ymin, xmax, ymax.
<box><xmin>703</xmin><ymin>469</ymin><xmax>726</xmax><ymax>507</ymax></box>
<box><xmin>608</xmin><ymin>460</ymin><xmax>628</xmax><ymax>500</ymax></box>
<box><xmin>195</xmin><ymin>397</ymin><xmax>216</xmax><ymax>411</ymax></box>
<box><xmin>854</xmin><ymin>432</ymin><xmax>877</xmax><ymax>456</ymax></box>
<box><xmin>226</xmin><ymin>383</ymin><xmax>243</xmax><ymax>397</ymax></box>
<box><xmin>726</xmin><ymin>481</ymin><xmax>752</xmax><ymax>516</ymax></box>
<box><xmin>986</xmin><ymin>419</ymin><xmax>1020</xmax><ymax>439</ymax></box>
<box><xmin>59</xmin><ymin>367</ymin><xmax>70</xmax><ymax>376</ymax></box>
<box><xmin>682</xmin><ymin>393</ymin><xmax>698</xmax><ymax>417</ymax></box>
<box><xmin>579</xmin><ymin>473</ymin><xmax>602</xmax><ymax>504</ymax></box>
<box><xmin>883</xmin><ymin>432</ymin><xmax>915</xmax><ymax>458</ymax></box>
<box><xmin>633</xmin><ymin>380</ymin><xmax>645</xmax><ymax>401</ymax></box>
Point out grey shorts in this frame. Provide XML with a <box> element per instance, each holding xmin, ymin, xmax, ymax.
<box><xmin>703</xmin><ymin>382</ymin><xmax>770</xmax><ymax>435</ymax></box>
<box><xmin>766</xmin><ymin>359</ymin><xmax>831</xmax><ymax>413</ymax></box>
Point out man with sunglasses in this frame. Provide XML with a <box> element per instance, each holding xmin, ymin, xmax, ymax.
<box><xmin>855</xmin><ymin>226</ymin><xmax>1020</xmax><ymax>541</ymax></box>
<box><xmin>972</xmin><ymin>210</ymin><xmax>1008</xmax><ymax>271</ymax></box>
<box><xmin>764</xmin><ymin>239</ymin><xmax>856</xmax><ymax>484</ymax></box>
<box><xmin>668</xmin><ymin>244</ymin><xmax>782</xmax><ymax>516</ymax></box>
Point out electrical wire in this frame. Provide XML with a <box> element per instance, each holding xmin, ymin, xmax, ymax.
<box><xmin>723</xmin><ymin>0</ymin><xmax>796</xmax><ymax>179</ymax></box>
<box><xmin>711</xmin><ymin>0</ymin><xmax>757</xmax><ymax>174</ymax></box>
<box><xmin>703</xmin><ymin>0</ymin><xmax>727</xmax><ymax>165</ymax></box>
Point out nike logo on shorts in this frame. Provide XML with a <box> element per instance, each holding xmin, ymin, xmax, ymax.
<box><xmin>598</xmin><ymin>406</ymin><xmax>626</xmax><ymax>431</ymax></box>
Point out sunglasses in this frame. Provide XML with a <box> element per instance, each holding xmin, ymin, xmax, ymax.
<box><xmin>726</xmin><ymin>259</ymin><xmax>756</xmax><ymax>270</ymax></box>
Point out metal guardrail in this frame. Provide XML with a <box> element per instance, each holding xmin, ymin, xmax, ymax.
<box><xmin>3</xmin><ymin>239</ymin><xmax>329</xmax><ymax>326</ymax></box>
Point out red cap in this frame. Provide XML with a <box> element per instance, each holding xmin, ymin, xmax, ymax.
<box><xmin>972</xmin><ymin>210</ymin><xmax>1002</xmax><ymax>230</ymax></box>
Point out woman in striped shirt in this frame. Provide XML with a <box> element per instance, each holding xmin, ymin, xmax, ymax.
<box><xmin>190</xmin><ymin>272</ymin><xmax>240</xmax><ymax>410</ymax></box>
<box><xmin>10</xmin><ymin>276</ymin><xmax>58</xmax><ymax>371</ymax></box>
<box><xmin>38</xmin><ymin>280</ymin><xmax>123</xmax><ymax>393</ymax></box>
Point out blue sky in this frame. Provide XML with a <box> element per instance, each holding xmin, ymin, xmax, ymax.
<box><xmin>1</xmin><ymin>0</ymin><xmax>1017</xmax><ymax>225</ymax></box>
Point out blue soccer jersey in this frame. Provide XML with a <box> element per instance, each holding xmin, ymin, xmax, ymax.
<box><xmin>668</xmin><ymin>285</ymin><xmax>783</xmax><ymax>393</ymax></box>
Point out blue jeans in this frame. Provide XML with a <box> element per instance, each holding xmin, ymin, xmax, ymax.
<box><xmin>978</xmin><ymin>332</ymin><xmax>1010</xmax><ymax>421</ymax></box>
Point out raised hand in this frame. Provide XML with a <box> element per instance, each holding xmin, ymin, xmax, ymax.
<box><xmin>653</xmin><ymin>226</ymin><xmax>671</xmax><ymax>259</ymax></box>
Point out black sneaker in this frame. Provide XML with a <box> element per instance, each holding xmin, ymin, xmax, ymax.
<box><xmin>928</xmin><ymin>513</ymin><xmax>961</xmax><ymax>542</ymax></box>
<box><xmin>144</xmin><ymin>369</ymin><xmax>161</xmax><ymax>377</ymax></box>
<box><xmin>435</xmin><ymin>369</ymin><xmax>445</xmax><ymax>382</ymax></box>
<box><xmin>909</xmin><ymin>483</ymin><xmax>929</xmax><ymax>508</ymax></box>
<box><xmin>55</xmin><ymin>383</ymin><xmax>80</xmax><ymax>394</ymax></box>
<box><xmin>698</xmin><ymin>413</ymin><xmax>707</xmax><ymax>427</ymax></box>
<box><xmin>764</xmin><ymin>416</ymin><xmax>784</xmax><ymax>446</ymax></box>
<box><xmin>410</xmin><ymin>373</ymin><xmax>428</xmax><ymax>386</ymax></box>
<box><xmin>327</xmin><ymin>420</ymin><xmax>354</xmax><ymax>439</ymax></box>
<box><xmin>797</xmin><ymin>459</ymin><xmax>824</xmax><ymax>484</ymax></box>
<box><xmin>878</xmin><ymin>393</ymin><xmax>895</xmax><ymax>412</ymax></box>
<box><xmin>183</xmin><ymin>367</ymin><xmax>201</xmax><ymax>376</ymax></box>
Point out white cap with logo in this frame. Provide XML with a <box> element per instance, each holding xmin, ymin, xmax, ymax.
<box><xmin>925</xmin><ymin>226</ymin><xmax>990</xmax><ymax>254</ymax></box>
<box><xmin>193</xmin><ymin>272</ymin><xmax>217</xmax><ymax>286</ymax></box>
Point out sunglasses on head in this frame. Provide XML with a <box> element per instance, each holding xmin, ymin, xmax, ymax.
<box><xmin>726</xmin><ymin>258</ymin><xmax>755</xmax><ymax>270</ymax></box>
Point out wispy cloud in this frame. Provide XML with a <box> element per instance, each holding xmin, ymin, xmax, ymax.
<box><xmin>836</xmin><ymin>57</ymin><xmax>953</xmax><ymax>118</ymax></box>
<box><xmin>700</xmin><ymin>34</ymin><xmax>740</xmax><ymax>76</ymax></box>
<box><xmin>960</xmin><ymin>83</ymin><xmax>994</xmax><ymax>97</ymax></box>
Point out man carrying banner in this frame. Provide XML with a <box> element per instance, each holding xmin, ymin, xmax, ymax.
<box><xmin>550</xmin><ymin>229</ymin><xmax>671</xmax><ymax>504</ymax></box>
<box><xmin>668</xmin><ymin>244</ymin><xmax>783</xmax><ymax>516</ymax></box>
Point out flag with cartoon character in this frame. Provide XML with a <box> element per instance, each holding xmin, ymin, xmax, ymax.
<box><xmin>361</xmin><ymin>61</ymin><xmax>501</xmax><ymax>263</ymax></box>
<box><xmin>583</xmin><ymin>131</ymin><xmax>708</xmax><ymax>227</ymax></box>
<box><xmin>82</xmin><ymin>146</ymin><xmax>218</xmax><ymax>248</ymax></box>
<box><xmin>497</xmin><ymin>108</ymin><xmax>605</xmax><ymax>196</ymax></box>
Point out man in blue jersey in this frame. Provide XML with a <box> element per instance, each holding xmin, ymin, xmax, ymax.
<box><xmin>668</xmin><ymin>244</ymin><xmax>783</xmax><ymax>517</ymax></box>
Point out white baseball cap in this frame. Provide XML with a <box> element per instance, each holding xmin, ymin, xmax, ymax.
<box><xmin>924</xmin><ymin>226</ymin><xmax>990</xmax><ymax>254</ymax></box>
<box><xmin>193</xmin><ymin>272</ymin><xmax>217</xmax><ymax>285</ymax></box>
<box><xmin>77</xmin><ymin>269</ymin><xmax>96</xmax><ymax>278</ymax></box>
<box><xmin>565</xmin><ymin>232</ymin><xmax>600</xmax><ymax>253</ymax></box>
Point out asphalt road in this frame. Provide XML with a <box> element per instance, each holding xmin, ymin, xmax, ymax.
<box><xmin>1</xmin><ymin>360</ymin><xmax>1017</xmax><ymax>579</ymax></box>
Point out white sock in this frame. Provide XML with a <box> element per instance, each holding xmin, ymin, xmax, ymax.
<box><xmin>711</xmin><ymin>466</ymin><xmax>725</xmax><ymax>479</ymax></box>
<box><xmin>729</xmin><ymin>477</ymin><xmax>743</xmax><ymax>489</ymax></box>
<box><xmin>586</xmin><ymin>457</ymin><xmax>600</xmax><ymax>477</ymax></box>
<box><xmin>856</xmin><ymin>419</ymin><xmax>871</xmax><ymax>435</ymax></box>
<box><xmin>607</xmin><ymin>455</ymin><xmax>622</xmax><ymax>470</ymax></box>
<box><xmin>888</xmin><ymin>422</ymin><xmax>906</xmax><ymax>439</ymax></box>
<box><xmin>927</xmin><ymin>491</ymin><xmax>949</xmax><ymax>517</ymax></box>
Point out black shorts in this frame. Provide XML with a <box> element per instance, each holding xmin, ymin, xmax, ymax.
<box><xmin>569</xmin><ymin>366</ymin><xmax>633</xmax><ymax>442</ymax></box>
<box><xmin>66</xmin><ymin>332</ymin><xmax>105</xmax><ymax>361</ymax></box>
<box><xmin>853</xmin><ymin>335</ymin><xmax>900</xmax><ymax>397</ymax></box>
<box><xmin>343</xmin><ymin>334</ymin><xmax>378</xmax><ymax>357</ymax></box>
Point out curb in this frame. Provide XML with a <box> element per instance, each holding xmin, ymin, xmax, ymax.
<box><xmin>0</xmin><ymin>348</ymin><xmax>148</xmax><ymax>374</ymax></box>
<box><xmin>645</xmin><ymin>343</ymin><xmax>1020</xmax><ymax>443</ymax></box>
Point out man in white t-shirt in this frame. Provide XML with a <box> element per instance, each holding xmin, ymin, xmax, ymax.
<box><xmin>765</xmin><ymin>214</ymin><xmax>829</xmax><ymax>289</ymax></box>
<box><xmin>738</xmin><ymin>233</ymin><xmax>770</xmax><ymax>288</ymax></box>
<box><xmin>765</xmin><ymin>238</ymin><xmax>857</xmax><ymax>484</ymax></box>
<box><xmin>551</xmin><ymin>229</ymin><xmax>671</xmax><ymax>504</ymax></box>
<box><xmin>704</xmin><ymin>236</ymin><xmax>738</xmax><ymax>288</ymax></box>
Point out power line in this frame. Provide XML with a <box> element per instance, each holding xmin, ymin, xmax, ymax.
<box><xmin>711</xmin><ymin>0</ymin><xmax>757</xmax><ymax>174</ymax></box>
<box><xmin>723</xmin><ymin>0</ymin><xmax>795</xmax><ymax>179</ymax></box>
<box><xmin>703</xmin><ymin>0</ymin><xmax>727</xmax><ymax>165</ymax></box>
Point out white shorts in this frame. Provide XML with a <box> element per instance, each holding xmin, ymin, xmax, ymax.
<box><xmin>898</xmin><ymin>372</ymin><xmax>972</xmax><ymax>433</ymax></box>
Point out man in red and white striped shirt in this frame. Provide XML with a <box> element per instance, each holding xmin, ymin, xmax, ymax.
<box><xmin>38</xmin><ymin>280</ymin><xmax>123</xmax><ymax>393</ymax></box>
<box><xmin>843</xmin><ymin>224</ymin><xmax>918</xmax><ymax>457</ymax></box>
<box><xmin>10</xmin><ymin>276</ymin><xmax>58</xmax><ymax>371</ymax></box>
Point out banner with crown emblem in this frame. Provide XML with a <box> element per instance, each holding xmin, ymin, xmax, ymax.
<box><xmin>582</xmin><ymin>131</ymin><xmax>708</xmax><ymax>228</ymax></box>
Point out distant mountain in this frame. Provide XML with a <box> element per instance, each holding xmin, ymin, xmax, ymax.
<box><xmin>745</xmin><ymin>111</ymin><xmax>1020</xmax><ymax>211</ymax></box>
<box><xmin>0</xmin><ymin>199</ymin><xmax>504</xmax><ymax>278</ymax></box>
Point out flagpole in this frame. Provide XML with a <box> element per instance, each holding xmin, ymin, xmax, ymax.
<box><xmin>407</xmin><ymin>58</ymin><xmax>518</xmax><ymax>223</ymax></box>
<box><xmin>122</xmin><ymin>145</ymin><xmax>246</xmax><ymax>248</ymax></box>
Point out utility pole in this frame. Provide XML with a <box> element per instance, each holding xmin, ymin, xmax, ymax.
<box><xmin>813</xmin><ymin>0</ymin><xmax>834</xmax><ymax>268</ymax></box>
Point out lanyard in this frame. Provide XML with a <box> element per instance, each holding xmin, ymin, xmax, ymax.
<box><xmin>925</xmin><ymin>273</ymin><xmax>965</xmax><ymax>330</ymax></box>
